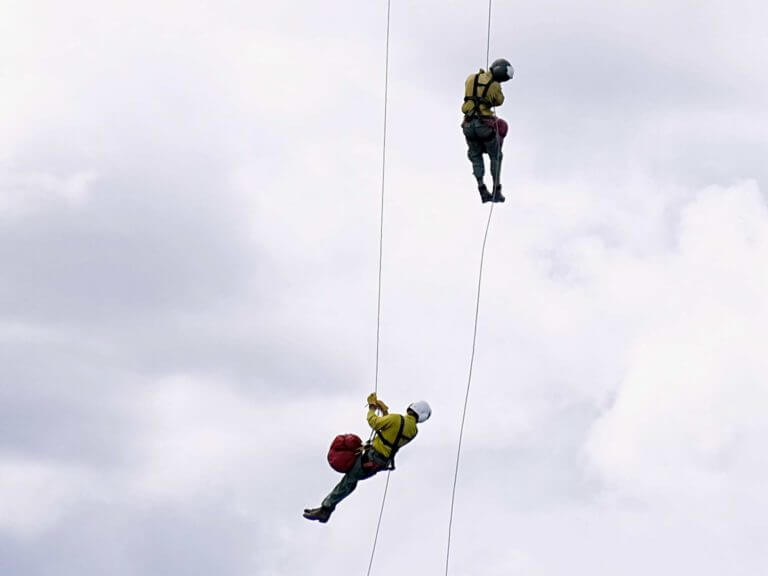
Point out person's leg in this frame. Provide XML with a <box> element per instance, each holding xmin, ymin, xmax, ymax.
<box><xmin>485</xmin><ymin>135</ymin><xmax>505</xmax><ymax>202</ymax></box>
<box><xmin>463</xmin><ymin>123</ymin><xmax>486</xmax><ymax>186</ymax></box>
<box><xmin>467</xmin><ymin>141</ymin><xmax>493</xmax><ymax>202</ymax></box>
<box><xmin>485</xmin><ymin>137</ymin><xmax>502</xmax><ymax>186</ymax></box>
<box><xmin>463</xmin><ymin>122</ymin><xmax>494</xmax><ymax>202</ymax></box>
<box><xmin>304</xmin><ymin>455</ymin><xmax>375</xmax><ymax>522</ymax></box>
<box><xmin>321</xmin><ymin>455</ymin><xmax>376</xmax><ymax>511</ymax></box>
<box><xmin>467</xmin><ymin>142</ymin><xmax>486</xmax><ymax>184</ymax></box>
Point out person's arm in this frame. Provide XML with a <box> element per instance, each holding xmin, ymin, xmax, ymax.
<box><xmin>490</xmin><ymin>83</ymin><xmax>505</xmax><ymax>107</ymax></box>
<box><xmin>461</xmin><ymin>74</ymin><xmax>475</xmax><ymax>115</ymax></box>
<box><xmin>367</xmin><ymin>409</ymin><xmax>392</xmax><ymax>431</ymax></box>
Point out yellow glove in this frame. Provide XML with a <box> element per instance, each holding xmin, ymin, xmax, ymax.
<box><xmin>367</xmin><ymin>392</ymin><xmax>378</xmax><ymax>406</ymax></box>
<box><xmin>376</xmin><ymin>399</ymin><xmax>389</xmax><ymax>414</ymax></box>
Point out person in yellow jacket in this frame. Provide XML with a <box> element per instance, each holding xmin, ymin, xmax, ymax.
<box><xmin>303</xmin><ymin>394</ymin><xmax>432</xmax><ymax>523</ymax></box>
<box><xmin>461</xmin><ymin>57</ymin><xmax>514</xmax><ymax>203</ymax></box>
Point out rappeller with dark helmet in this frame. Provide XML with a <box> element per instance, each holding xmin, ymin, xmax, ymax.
<box><xmin>461</xmin><ymin>58</ymin><xmax>514</xmax><ymax>203</ymax></box>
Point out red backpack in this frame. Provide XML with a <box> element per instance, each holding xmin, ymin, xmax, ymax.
<box><xmin>327</xmin><ymin>434</ymin><xmax>363</xmax><ymax>473</ymax></box>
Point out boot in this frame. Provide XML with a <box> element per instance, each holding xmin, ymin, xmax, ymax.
<box><xmin>478</xmin><ymin>183</ymin><xmax>492</xmax><ymax>203</ymax></box>
<box><xmin>303</xmin><ymin>506</ymin><xmax>333</xmax><ymax>523</ymax></box>
<box><xmin>492</xmin><ymin>184</ymin><xmax>505</xmax><ymax>203</ymax></box>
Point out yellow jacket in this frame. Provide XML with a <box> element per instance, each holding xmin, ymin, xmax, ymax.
<box><xmin>461</xmin><ymin>69</ymin><xmax>504</xmax><ymax>117</ymax></box>
<box><xmin>367</xmin><ymin>409</ymin><xmax>418</xmax><ymax>459</ymax></box>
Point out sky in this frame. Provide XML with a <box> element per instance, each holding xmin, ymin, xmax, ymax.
<box><xmin>1</xmin><ymin>0</ymin><xmax>767</xmax><ymax>574</ymax></box>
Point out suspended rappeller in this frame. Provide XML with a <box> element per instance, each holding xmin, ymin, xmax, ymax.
<box><xmin>461</xmin><ymin>58</ymin><xmax>514</xmax><ymax>203</ymax></box>
<box><xmin>303</xmin><ymin>393</ymin><xmax>432</xmax><ymax>523</ymax></box>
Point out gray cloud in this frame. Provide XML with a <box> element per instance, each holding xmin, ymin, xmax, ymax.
<box><xmin>2</xmin><ymin>1</ymin><xmax>767</xmax><ymax>575</ymax></box>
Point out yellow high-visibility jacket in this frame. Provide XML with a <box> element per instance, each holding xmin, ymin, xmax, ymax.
<box><xmin>461</xmin><ymin>69</ymin><xmax>504</xmax><ymax>117</ymax></box>
<box><xmin>367</xmin><ymin>410</ymin><xmax>418</xmax><ymax>459</ymax></box>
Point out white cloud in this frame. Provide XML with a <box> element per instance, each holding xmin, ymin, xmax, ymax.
<box><xmin>2</xmin><ymin>1</ymin><xmax>768</xmax><ymax>574</ymax></box>
<box><xmin>131</xmin><ymin>375</ymin><xmax>360</xmax><ymax>506</ymax></box>
<box><xmin>0</xmin><ymin>170</ymin><xmax>98</xmax><ymax>217</ymax></box>
<box><xmin>586</xmin><ymin>181</ymin><xmax>768</xmax><ymax>501</ymax></box>
<box><xmin>0</xmin><ymin>458</ymin><xmax>92</xmax><ymax>538</ymax></box>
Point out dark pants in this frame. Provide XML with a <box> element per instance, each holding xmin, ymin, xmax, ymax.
<box><xmin>462</xmin><ymin>117</ymin><xmax>503</xmax><ymax>186</ymax></box>
<box><xmin>322</xmin><ymin>449</ymin><xmax>388</xmax><ymax>510</ymax></box>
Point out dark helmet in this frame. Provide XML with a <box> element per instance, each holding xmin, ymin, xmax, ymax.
<box><xmin>490</xmin><ymin>58</ymin><xmax>514</xmax><ymax>82</ymax></box>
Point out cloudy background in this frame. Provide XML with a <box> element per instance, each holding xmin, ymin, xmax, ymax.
<box><xmin>2</xmin><ymin>0</ymin><xmax>767</xmax><ymax>574</ymax></box>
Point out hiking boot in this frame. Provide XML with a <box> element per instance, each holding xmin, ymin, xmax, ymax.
<box><xmin>492</xmin><ymin>184</ymin><xmax>505</xmax><ymax>203</ymax></box>
<box><xmin>303</xmin><ymin>506</ymin><xmax>332</xmax><ymax>523</ymax></box>
<box><xmin>478</xmin><ymin>184</ymin><xmax>492</xmax><ymax>203</ymax></box>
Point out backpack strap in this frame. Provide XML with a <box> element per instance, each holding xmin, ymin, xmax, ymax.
<box><xmin>480</xmin><ymin>76</ymin><xmax>494</xmax><ymax>100</ymax></box>
<box><xmin>463</xmin><ymin>73</ymin><xmax>497</xmax><ymax>117</ymax></box>
<box><xmin>374</xmin><ymin>415</ymin><xmax>416</xmax><ymax>470</ymax></box>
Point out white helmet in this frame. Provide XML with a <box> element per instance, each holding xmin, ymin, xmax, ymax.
<box><xmin>407</xmin><ymin>401</ymin><xmax>432</xmax><ymax>423</ymax></box>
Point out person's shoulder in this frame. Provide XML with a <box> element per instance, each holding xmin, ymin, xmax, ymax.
<box><xmin>466</xmin><ymin>69</ymin><xmax>486</xmax><ymax>81</ymax></box>
<box><xmin>380</xmin><ymin>412</ymin><xmax>408</xmax><ymax>427</ymax></box>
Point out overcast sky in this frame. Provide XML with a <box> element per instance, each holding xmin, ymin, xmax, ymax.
<box><xmin>2</xmin><ymin>1</ymin><xmax>767</xmax><ymax>574</ymax></box>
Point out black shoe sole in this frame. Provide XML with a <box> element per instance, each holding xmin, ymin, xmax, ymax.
<box><xmin>303</xmin><ymin>509</ymin><xmax>330</xmax><ymax>523</ymax></box>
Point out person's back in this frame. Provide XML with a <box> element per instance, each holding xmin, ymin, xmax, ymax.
<box><xmin>368</xmin><ymin>409</ymin><xmax>418</xmax><ymax>460</ymax></box>
<box><xmin>462</xmin><ymin>69</ymin><xmax>504</xmax><ymax>118</ymax></box>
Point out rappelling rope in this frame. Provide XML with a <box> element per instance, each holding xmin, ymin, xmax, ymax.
<box><xmin>366</xmin><ymin>0</ymin><xmax>393</xmax><ymax>575</ymax></box>
<box><xmin>444</xmin><ymin>1</ymin><xmax>496</xmax><ymax>575</ymax></box>
<box><xmin>368</xmin><ymin>1</ymin><xmax>498</xmax><ymax>573</ymax></box>
<box><xmin>373</xmin><ymin>0</ymin><xmax>391</xmax><ymax>397</ymax></box>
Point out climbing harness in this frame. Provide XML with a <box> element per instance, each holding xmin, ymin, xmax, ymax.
<box><xmin>371</xmin><ymin>414</ymin><xmax>417</xmax><ymax>470</ymax></box>
<box><xmin>463</xmin><ymin>72</ymin><xmax>498</xmax><ymax>119</ymax></box>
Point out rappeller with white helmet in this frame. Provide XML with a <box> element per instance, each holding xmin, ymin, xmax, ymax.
<box><xmin>303</xmin><ymin>394</ymin><xmax>432</xmax><ymax>524</ymax></box>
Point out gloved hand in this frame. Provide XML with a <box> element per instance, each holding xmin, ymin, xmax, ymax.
<box><xmin>376</xmin><ymin>399</ymin><xmax>389</xmax><ymax>414</ymax></box>
<box><xmin>367</xmin><ymin>392</ymin><xmax>378</xmax><ymax>407</ymax></box>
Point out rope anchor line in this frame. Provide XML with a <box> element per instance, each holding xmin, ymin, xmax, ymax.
<box><xmin>445</xmin><ymin>2</ymin><xmax>496</xmax><ymax>575</ymax></box>
<box><xmin>367</xmin><ymin>1</ymin><xmax>393</xmax><ymax>575</ymax></box>
<box><xmin>367</xmin><ymin>2</ymin><xmax>497</xmax><ymax>575</ymax></box>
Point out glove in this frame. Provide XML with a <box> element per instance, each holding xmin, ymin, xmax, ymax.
<box><xmin>366</xmin><ymin>392</ymin><xmax>378</xmax><ymax>407</ymax></box>
<box><xmin>376</xmin><ymin>399</ymin><xmax>389</xmax><ymax>414</ymax></box>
